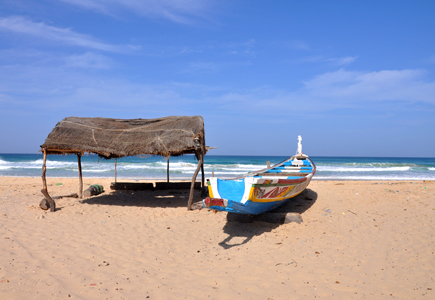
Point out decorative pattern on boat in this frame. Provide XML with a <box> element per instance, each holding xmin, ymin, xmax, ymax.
<box><xmin>203</xmin><ymin>154</ymin><xmax>316</xmax><ymax>215</ymax></box>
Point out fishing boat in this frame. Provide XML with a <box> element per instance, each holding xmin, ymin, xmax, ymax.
<box><xmin>203</xmin><ymin>136</ymin><xmax>316</xmax><ymax>215</ymax></box>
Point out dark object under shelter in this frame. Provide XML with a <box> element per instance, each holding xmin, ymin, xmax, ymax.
<box><xmin>40</xmin><ymin>116</ymin><xmax>207</xmax><ymax>212</ymax></box>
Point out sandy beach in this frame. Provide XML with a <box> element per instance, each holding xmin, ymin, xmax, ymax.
<box><xmin>0</xmin><ymin>177</ymin><xmax>434</xmax><ymax>299</ymax></box>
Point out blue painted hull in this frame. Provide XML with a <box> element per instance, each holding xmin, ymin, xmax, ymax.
<box><xmin>203</xmin><ymin>155</ymin><xmax>316</xmax><ymax>215</ymax></box>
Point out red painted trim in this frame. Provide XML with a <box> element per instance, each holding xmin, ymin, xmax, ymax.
<box><xmin>204</xmin><ymin>197</ymin><xmax>226</xmax><ymax>207</ymax></box>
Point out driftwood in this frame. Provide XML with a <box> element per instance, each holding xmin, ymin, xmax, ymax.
<box><xmin>40</xmin><ymin>189</ymin><xmax>56</xmax><ymax>211</ymax></box>
<box><xmin>40</xmin><ymin>192</ymin><xmax>79</xmax><ymax>210</ymax></box>
<box><xmin>226</xmin><ymin>212</ymin><xmax>302</xmax><ymax>224</ymax></box>
<box><xmin>190</xmin><ymin>201</ymin><xmax>204</xmax><ymax>210</ymax></box>
<box><xmin>83</xmin><ymin>185</ymin><xmax>104</xmax><ymax>197</ymax></box>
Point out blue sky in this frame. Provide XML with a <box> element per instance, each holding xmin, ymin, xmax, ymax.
<box><xmin>0</xmin><ymin>0</ymin><xmax>434</xmax><ymax>157</ymax></box>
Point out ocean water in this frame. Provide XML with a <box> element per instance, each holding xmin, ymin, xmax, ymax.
<box><xmin>0</xmin><ymin>153</ymin><xmax>434</xmax><ymax>181</ymax></box>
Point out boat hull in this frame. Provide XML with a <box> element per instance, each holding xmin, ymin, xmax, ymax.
<box><xmin>203</xmin><ymin>156</ymin><xmax>315</xmax><ymax>215</ymax></box>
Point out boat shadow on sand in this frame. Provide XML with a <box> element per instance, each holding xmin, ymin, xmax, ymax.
<box><xmin>218</xmin><ymin>188</ymin><xmax>318</xmax><ymax>250</ymax></box>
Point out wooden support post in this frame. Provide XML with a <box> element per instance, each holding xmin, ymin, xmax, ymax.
<box><xmin>167</xmin><ymin>155</ymin><xmax>170</xmax><ymax>183</ymax></box>
<box><xmin>187</xmin><ymin>153</ymin><xmax>203</xmax><ymax>210</ymax></box>
<box><xmin>41</xmin><ymin>149</ymin><xmax>56</xmax><ymax>212</ymax></box>
<box><xmin>200</xmin><ymin>152</ymin><xmax>207</xmax><ymax>197</ymax></box>
<box><xmin>267</xmin><ymin>161</ymin><xmax>270</xmax><ymax>168</ymax></box>
<box><xmin>42</xmin><ymin>149</ymin><xmax>48</xmax><ymax>192</ymax></box>
<box><xmin>115</xmin><ymin>158</ymin><xmax>117</xmax><ymax>183</ymax></box>
<box><xmin>77</xmin><ymin>153</ymin><xmax>83</xmax><ymax>199</ymax></box>
<box><xmin>201</xmin><ymin>155</ymin><xmax>205</xmax><ymax>188</ymax></box>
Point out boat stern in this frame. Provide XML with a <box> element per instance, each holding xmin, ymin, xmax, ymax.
<box><xmin>203</xmin><ymin>197</ymin><xmax>228</xmax><ymax>209</ymax></box>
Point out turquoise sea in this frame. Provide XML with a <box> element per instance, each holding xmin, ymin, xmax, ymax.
<box><xmin>0</xmin><ymin>154</ymin><xmax>434</xmax><ymax>181</ymax></box>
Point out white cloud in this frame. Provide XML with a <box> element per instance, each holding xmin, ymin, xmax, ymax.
<box><xmin>0</xmin><ymin>48</ymin><xmax>113</xmax><ymax>70</ymax></box>
<box><xmin>300</xmin><ymin>55</ymin><xmax>357</xmax><ymax>66</ymax></box>
<box><xmin>0</xmin><ymin>61</ymin><xmax>194</xmax><ymax>113</ymax></box>
<box><xmin>198</xmin><ymin>68</ymin><xmax>435</xmax><ymax>115</ymax></box>
<box><xmin>225</xmin><ymin>39</ymin><xmax>256</xmax><ymax>57</ymax></box>
<box><xmin>326</xmin><ymin>56</ymin><xmax>358</xmax><ymax>66</ymax></box>
<box><xmin>0</xmin><ymin>48</ymin><xmax>47</xmax><ymax>62</ymax></box>
<box><xmin>182</xmin><ymin>61</ymin><xmax>220</xmax><ymax>74</ymax></box>
<box><xmin>0</xmin><ymin>16</ymin><xmax>133</xmax><ymax>52</ymax></box>
<box><xmin>135</xmin><ymin>39</ymin><xmax>256</xmax><ymax>60</ymax></box>
<box><xmin>60</xmin><ymin>0</ymin><xmax>215</xmax><ymax>23</ymax></box>
<box><xmin>1</xmin><ymin>56</ymin><xmax>434</xmax><ymax>120</ymax></box>
<box><xmin>304</xmin><ymin>68</ymin><xmax>435</xmax><ymax>103</ymax></box>
<box><xmin>64</xmin><ymin>52</ymin><xmax>112</xmax><ymax>69</ymax></box>
<box><xmin>287</xmin><ymin>40</ymin><xmax>311</xmax><ymax>51</ymax></box>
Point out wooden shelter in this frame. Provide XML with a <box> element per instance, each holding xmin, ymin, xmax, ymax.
<box><xmin>40</xmin><ymin>116</ymin><xmax>207</xmax><ymax>212</ymax></box>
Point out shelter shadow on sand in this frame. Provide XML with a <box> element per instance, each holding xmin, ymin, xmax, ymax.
<box><xmin>218</xmin><ymin>189</ymin><xmax>317</xmax><ymax>250</ymax></box>
<box><xmin>79</xmin><ymin>189</ymin><xmax>203</xmax><ymax>208</ymax></box>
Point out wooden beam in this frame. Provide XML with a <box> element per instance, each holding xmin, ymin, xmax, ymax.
<box><xmin>77</xmin><ymin>153</ymin><xmax>83</xmax><ymax>199</ymax></box>
<box><xmin>187</xmin><ymin>152</ymin><xmax>203</xmax><ymax>210</ymax></box>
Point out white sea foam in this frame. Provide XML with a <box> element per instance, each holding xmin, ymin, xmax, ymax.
<box><xmin>8</xmin><ymin>160</ymin><xmax>78</xmax><ymax>169</ymax></box>
<box><xmin>46</xmin><ymin>160</ymin><xmax>79</xmax><ymax>166</ymax></box>
<box><xmin>30</xmin><ymin>159</ymin><xmax>45</xmax><ymax>164</ymax></box>
<box><xmin>120</xmin><ymin>165</ymin><xmax>170</xmax><ymax>170</ymax></box>
<box><xmin>119</xmin><ymin>165</ymin><xmax>149</xmax><ymax>170</ymax></box>
<box><xmin>318</xmin><ymin>166</ymin><xmax>411</xmax><ymax>172</ymax></box>
<box><xmin>210</xmin><ymin>171</ymin><xmax>249</xmax><ymax>175</ymax></box>
<box><xmin>168</xmin><ymin>163</ymin><xmax>199</xmax><ymax>169</ymax></box>
<box><xmin>1</xmin><ymin>155</ymin><xmax>433</xmax><ymax>180</ymax></box>
<box><xmin>207</xmin><ymin>164</ymin><xmax>261</xmax><ymax>171</ymax></box>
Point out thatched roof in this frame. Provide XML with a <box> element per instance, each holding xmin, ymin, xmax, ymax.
<box><xmin>41</xmin><ymin>116</ymin><xmax>206</xmax><ymax>159</ymax></box>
